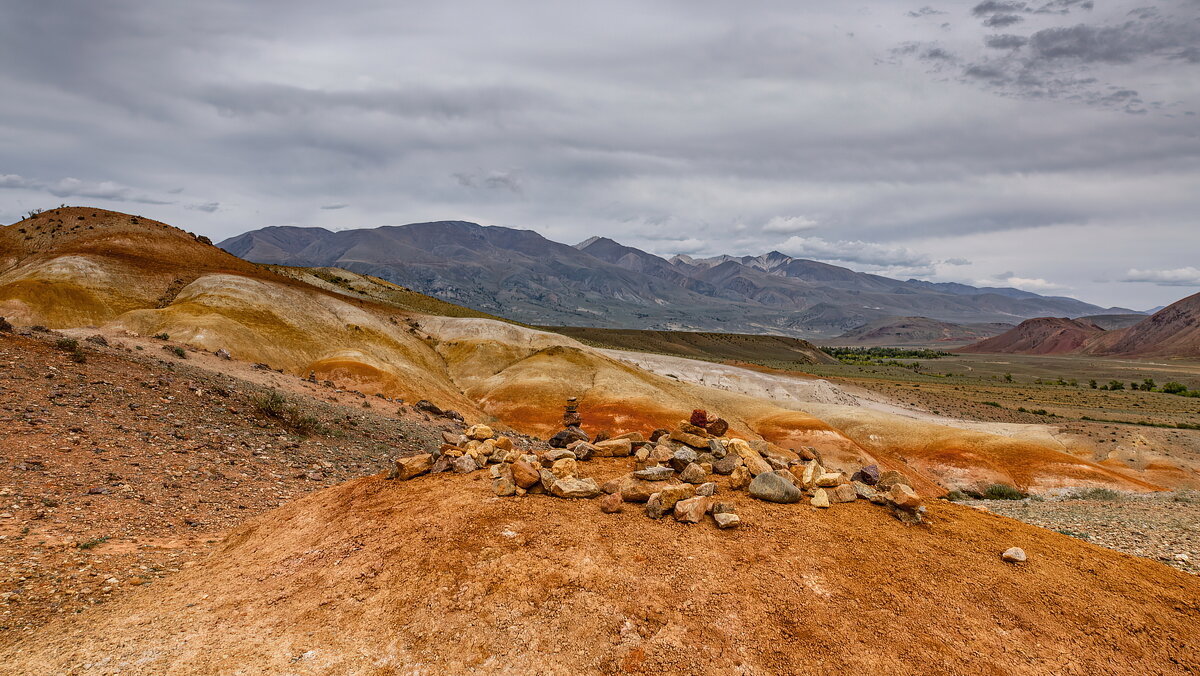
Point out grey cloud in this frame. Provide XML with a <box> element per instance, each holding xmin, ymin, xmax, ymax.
<box><xmin>1120</xmin><ymin>267</ymin><xmax>1200</xmax><ymax>286</ymax></box>
<box><xmin>973</xmin><ymin>1</ymin><xmax>1028</xmax><ymax>16</ymax></box>
<box><xmin>985</xmin><ymin>34</ymin><xmax>1029</xmax><ymax>49</ymax></box>
<box><xmin>907</xmin><ymin>6</ymin><xmax>947</xmax><ymax>17</ymax></box>
<box><xmin>453</xmin><ymin>170</ymin><xmax>524</xmax><ymax>194</ymax></box>
<box><xmin>1</xmin><ymin>173</ymin><xmax>172</xmax><ymax>205</ymax></box>
<box><xmin>983</xmin><ymin>14</ymin><xmax>1025</xmax><ymax>27</ymax></box>
<box><xmin>186</xmin><ymin>202</ymin><xmax>221</xmax><ymax>213</ymax></box>
<box><xmin>1030</xmin><ymin>22</ymin><xmax>1200</xmax><ymax>63</ymax></box>
<box><xmin>320</xmin><ymin>203</ymin><xmax>349</xmax><ymax>210</ymax></box>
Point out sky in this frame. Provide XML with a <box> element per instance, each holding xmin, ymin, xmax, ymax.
<box><xmin>2</xmin><ymin>0</ymin><xmax>1198</xmax><ymax>311</ymax></box>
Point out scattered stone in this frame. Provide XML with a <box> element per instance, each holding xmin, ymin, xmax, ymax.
<box><xmin>648</xmin><ymin>428</ymin><xmax>671</xmax><ymax>443</ymax></box>
<box><xmin>390</xmin><ymin>453</ymin><xmax>433</xmax><ymax>480</ymax></box>
<box><xmin>215</xmin><ymin>348</ymin><xmax>231</xmax><ymax>360</ymax></box>
<box><xmin>619</xmin><ymin>479</ymin><xmax>659</xmax><ymax>503</ymax></box>
<box><xmin>811</xmin><ymin>488</ymin><xmax>831</xmax><ymax>508</ymax></box>
<box><xmin>657</xmin><ymin>483</ymin><xmax>696</xmax><ymax>511</ymax></box>
<box><xmin>1002</xmin><ymin>547</ymin><xmax>1027</xmax><ymax>563</ymax></box>
<box><xmin>600</xmin><ymin>492</ymin><xmax>624</xmax><ymax>513</ymax></box>
<box><xmin>415</xmin><ymin>400</ymin><xmax>444</xmax><ymax>416</ymax></box>
<box><xmin>571</xmin><ymin>442</ymin><xmax>598</xmax><ymax>461</ymax></box>
<box><xmin>671</xmin><ymin>429</ymin><xmax>709</xmax><ymax>449</ymax></box>
<box><xmin>430</xmin><ymin>454</ymin><xmax>455</xmax><ymax>474</ymax></box>
<box><xmin>466</xmin><ymin>424</ymin><xmax>494</xmax><ymax>440</ymax></box>
<box><xmin>708</xmin><ymin>439</ymin><xmax>727</xmax><ymax>458</ymax></box>
<box><xmin>594</xmin><ymin>438</ymin><xmax>633</xmax><ymax>457</ymax></box>
<box><xmin>831</xmin><ymin>483</ymin><xmax>857</xmax><ymax>503</ymax></box>
<box><xmin>441</xmin><ymin>431</ymin><xmax>466</xmax><ymax>446</ymax></box>
<box><xmin>713</xmin><ymin>512</ymin><xmax>741</xmax><ymax>529</ymax></box>
<box><xmin>710</xmin><ymin>501</ymin><xmax>736</xmax><ymax>514</ymax></box>
<box><xmin>610</xmin><ymin>431</ymin><xmax>646</xmax><ymax>444</ymax></box>
<box><xmin>645</xmin><ymin>493</ymin><xmax>668</xmax><ymax>519</ymax></box>
<box><xmin>678</xmin><ymin>421</ymin><xmax>709</xmax><ymax>437</ymax></box>
<box><xmin>816</xmin><ymin>472</ymin><xmax>844</xmax><ymax>488</ymax></box>
<box><xmin>798</xmin><ymin>461</ymin><xmax>823</xmax><ymax>489</ymax></box>
<box><xmin>712</xmin><ymin>454</ymin><xmax>743</xmax><ymax>475</ymax></box>
<box><xmin>756</xmin><ymin>443</ymin><xmax>799</xmax><ymax>469</ymax></box>
<box><xmin>748</xmin><ymin>471</ymin><xmax>802</xmax><ymax>504</ymax></box>
<box><xmin>551</xmin><ymin>476</ymin><xmax>602</xmax><ymax>499</ymax></box>
<box><xmin>539</xmin><ymin>469</ymin><xmax>557</xmax><ymax>492</ymax></box>
<box><xmin>888</xmin><ymin>483</ymin><xmax>921</xmax><ymax>511</ymax></box>
<box><xmin>877</xmin><ymin>470</ymin><xmax>908</xmax><ymax>491</ymax></box>
<box><xmin>669</xmin><ymin>447</ymin><xmax>699</xmax><ymax>472</ymax></box>
<box><xmin>649</xmin><ymin>444</ymin><xmax>674</xmax><ymax>463</ymax></box>
<box><xmin>852</xmin><ymin>481</ymin><xmax>877</xmax><ymax>501</ymax></box>
<box><xmin>729</xmin><ymin>466</ymin><xmax>752</xmax><ymax>490</ymax></box>
<box><xmin>492</xmin><ymin>477</ymin><xmax>516</xmax><ymax>496</ymax></box>
<box><xmin>634</xmin><ymin>466</ymin><xmax>675</xmax><ymax>481</ymax></box>
<box><xmin>690</xmin><ymin>409</ymin><xmax>709</xmax><ymax>427</ymax></box>
<box><xmin>673</xmin><ymin>496</ymin><xmax>709</xmax><ymax>523</ymax></box>
<box><xmin>696</xmin><ymin>482</ymin><xmax>718</xmax><ymax>497</ymax></box>
<box><xmin>511</xmin><ymin>460</ymin><xmax>541</xmax><ymax>489</ymax></box>
<box><xmin>851</xmin><ymin>464</ymin><xmax>880</xmax><ymax>486</ymax></box>
<box><xmin>544</xmin><ymin>449</ymin><xmax>577</xmax><ymax>463</ymax></box>
<box><xmin>679</xmin><ymin>462</ymin><xmax>707</xmax><ymax>484</ymax></box>
<box><xmin>706</xmin><ymin>418</ymin><xmax>729</xmax><ymax>437</ymax></box>
<box><xmin>452</xmin><ymin>455</ymin><xmax>479</xmax><ymax>474</ymax></box>
<box><xmin>551</xmin><ymin>458</ymin><xmax>578</xmax><ymax>479</ymax></box>
<box><xmin>549</xmin><ymin>427</ymin><xmax>588</xmax><ymax>449</ymax></box>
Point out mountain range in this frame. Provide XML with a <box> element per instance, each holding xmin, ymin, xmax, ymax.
<box><xmin>220</xmin><ymin>222</ymin><xmax>1135</xmax><ymax>337</ymax></box>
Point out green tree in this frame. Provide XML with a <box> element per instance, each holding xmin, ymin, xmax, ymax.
<box><xmin>1108</xmin><ymin>380</ymin><xmax>1125</xmax><ymax>391</ymax></box>
<box><xmin>1162</xmin><ymin>382</ymin><xmax>1188</xmax><ymax>395</ymax></box>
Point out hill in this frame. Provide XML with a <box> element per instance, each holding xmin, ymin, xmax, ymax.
<box><xmin>2</xmin><ymin>465</ymin><xmax>1197</xmax><ymax>674</ymax></box>
<box><xmin>826</xmin><ymin>316</ymin><xmax>1013</xmax><ymax>347</ymax></box>
<box><xmin>956</xmin><ymin>317</ymin><xmax>1108</xmax><ymax>355</ymax></box>
<box><xmin>221</xmin><ymin>223</ymin><xmax>1124</xmax><ymax>336</ymax></box>
<box><xmin>1084</xmin><ymin>292</ymin><xmax>1200</xmax><ymax>358</ymax></box>
<box><xmin>540</xmin><ymin>326</ymin><xmax>838</xmax><ymax>365</ymax></box>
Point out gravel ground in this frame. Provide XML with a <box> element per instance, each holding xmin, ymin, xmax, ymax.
<box><xmin>961</xmin><ymin>492</ymin><xmax>1199</xmax><ymax>575</ymax></box>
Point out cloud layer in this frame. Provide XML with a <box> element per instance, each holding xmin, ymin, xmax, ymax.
<box><xmin>1</xmin><ymin>0</ymin><xmax>1197</xmax><ymax>310</ymax></box>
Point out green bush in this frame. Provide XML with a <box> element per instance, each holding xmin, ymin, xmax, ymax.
<box><xmin>55</xmin><ymin>337</ymin><xmax>78</xmax><ymax>351</ymax></box>
<box><xmin>1162</xmin><ymin>382</ymin><xmax>1188</xmax><ymax>395</ymax></box>
<box><xmin>153</xmin><ymin>332</ymin><xmax>170</xmax><ymax>340</ymax></box>
<box><xmin>1068</xmin><ymin>487</ymin><xmax>1123</xmax><ymax>501</ymax></box>
<box><xmin>982</xmin><ymin>483</ymin><xmax>1026</xmax><ymax>500</ymax></box>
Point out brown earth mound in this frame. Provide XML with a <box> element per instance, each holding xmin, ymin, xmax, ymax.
<box><xmin>956</xmin><ymin>317</ymin><xmax>1107</xmax><ymax>355</ymax></box>
<box><xmin>828</xmin><ymin>315</ymin><xmax>1012</xmax><ymax>347</ymax></box>
<box><xmin>2</xmin><ymin>466</ymin><xmax>1197</xmax><ymax>675</ymax></box>
<box><xmin>1084</xmin><ymin>291</ymin><xmax>1200</xmax><ymax>358</ymax></box>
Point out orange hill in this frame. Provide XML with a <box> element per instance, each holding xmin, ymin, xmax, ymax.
<box><xmin>955</xmin><ymin>317</ymin><xmax>1106</xmax><ymax>355</ymax></box>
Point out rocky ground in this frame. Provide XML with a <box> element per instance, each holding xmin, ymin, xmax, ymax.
<box><xmin>963</xmin><ymin>492</ymin><xmax>1200</xmax><ymax>576</ymax></box>
<box><xmin>0</xmin><ymin>329</ymin><xmax>491</xmax><ymax>642</ymax></box>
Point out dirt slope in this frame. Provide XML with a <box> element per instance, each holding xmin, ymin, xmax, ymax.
<box><xmin>956</xmin><ymin>317</ymin><xmax>1107</xmax><ymax>355</ymax></box>
<box><xmin>542</xmin><ymin>325</ymin><xmax>837</xmax><ymax>365</ymax></box>
<box><xmin>827</xmin><ymin>315</ymin><xmax>1012</xmax><ymax>347</ymax></box>
<box><xmin>2</xmin><ymin>467</ymin><xmax>1197</xmax><ymax>675</ymax></box>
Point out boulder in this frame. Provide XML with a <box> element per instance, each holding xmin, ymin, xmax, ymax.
<box><xmin>649</xmin><ymin>444</ymin><xmax>674</xmax><ymax>463</ymax></box>
<box><xmin>539</xmin><ymin>469</ymin><xmax>557</xmax><ymax>493</ymax></box>
<box><xmin>669</xmin><ymin>448</ymin><xmax>699</xmax><ymax>472</ymax></box>
<box><xmin>391</xmin><ymin>453</ymin><xmax>434</xmax><ymax>480</ymax></box>
<box><xmin>633</xmin><ymin>466</ymin><xmax>675</xmax><ymax>481</ymax></box>
<box><xmin>748</xmin><ymin>471</ymin><xmax>802</xmax><ymax>504</ymax></box>
<box><xmin>713</xmin><ymin>512</ymin><xmax>741</xmax><ymax>529</ymax></box>
<box><xmin>706</xmin><ymin>418</ymin><xmax>729</xmax><ymax>437</ymax></box>
<box><xmin>712</xmin><ymin>455</ymin><xmax>743</xmax><ymax>475</ymax></box>
<box><xmin>710</xmin><ymin>501</ymin><xmax>736</xmax><ymax>514</ymax></box>
<box><xmin>610</xmin><ymin>431</ymin><xmax>646</xmax><ymax>444</ymax></box>
<box><xmin>551</xmin><ymin>458</ymin><xmax>578</xmax><ymax>479</ymax></box>
<box><xmin>671</xmin><ymin>429</ymin><xmax>710</xmax><ymax>449</ymax></box>
<box><xmin>811</xmin><ymin>489</ymin><xmax>831</xmax><ymax>508</ymax></box>
<box><xmin>679</xmin><ymin>463</ymin><xmax>708</xmax><ymax>484</ymax></box>
<box><xmin>690</xmin><ymin>409</ymin><xmax>709</xmax><ymax>427</ymax></box>
<box><xmin>493</xmin><ymin>436</ymin><xmax>514</xmax><ymax>451</ymax></box>
<box><xmin>851</xmin><ymin>464</ymin><xmax>881</xmax><ymax>486</ymax></box>
<box><xmin>729</xmin><ymin>466</ymin><xmax>752</xmax><ymax>490</ymax></box>
<box><xmin>799</xmin><ymin>461</ymin><xmax>824</xmax><ymax>489</ymax></box>
<box><xmin>492</xmin><ymin>477</ymin><xmax>516</xmax><ymax>497</ymax></box>
<box><xmin>673</xmin><ymin>496</ymin><xmax>709</xmax><ymax>523</ymax></box>
<box><xmin>430</xmin><ymin>454</ymin><xmax>455</xmax><ymax>474</ymax></box>
<box><xmin>678</xmin><ymin>421</ymin><xmax>709</xmax><ymax>437</ymax></box>
<box><xmin>594</xmin><ymin>438</ymin><xmax>633</xmax><ymax>457</ymax></box>
<box><xmin>511</xmin><ymin>460</ymin><xmax>541</xmax><ymax>489</ymax></box>
<box><xmin>645</xmin><ymin>493</ymin><xmax>668</xmax><ymax>519</ymax></box>
<box><xmin>466</xmin><ymin>424</ymin><xmax>494</xmax><ymax>441</ymax></box>
<box><xmin>551</xmin><ymin>477</ymin><xmax>602</xmax><ymax>499</ymax></box>
<box><xmin>696</xmin><ymin>482</ymin><xmax>718</xmax><ymax>497</ymax></box>
<box><xmin>549</xmin><ymin>427</ymin><xmax>588</xmax><ymax>449</ymax></box>
<box><xmin>893</xmin><ymin>506</ymin><xmax>925</xmax><ymax>525</ymax></box>
<box><xmin>831</xmin><ymin>483</ymin><xmax>858</xmax><ymax>503</ymax></box>
<box><xmin>600</xmin><ymin>493</ymin><xmax>624</xmax><ymax>513</ymax></box>
<box><xmin>441</xmin><ymin>431</ymin><xmax>466</xmax><ymax>446</ymax></box>
<box><xmin>452</xmin><ymin>455</ymin><xmax>479</xmax><ymax>474</ymax></box>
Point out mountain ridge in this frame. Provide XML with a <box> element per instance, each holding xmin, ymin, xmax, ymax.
<box><xmin>220</xmin><ymin>221</ymin><xmax>1133</xmax><ymax>337</ymax></box>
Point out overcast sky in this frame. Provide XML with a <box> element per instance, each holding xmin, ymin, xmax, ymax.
<box><xmin>2</xmin><ymin>0</ymin><xmax>1198</xmax><ymax>310</ymax></box>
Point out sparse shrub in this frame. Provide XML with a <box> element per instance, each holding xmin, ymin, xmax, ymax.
<box><xmin>982</xmin><ymin>483</ymin><xmax>1026</xmax><ymax>500</ymax></box>
<box><xmin>1068</xmin><ymin>487</ymin><xmax>1123</xmax><ymax>501</ymax></box>
<box><xmin>254</xmin><ymin>390</ymin><xmax>288</xmax><ymax>418</ymax></box>
<box><xmin>1089</xmin><ymin>379</ymin><xmax>1098</xmax><ymax>389</ymax></box>
<box><xmin>76</xmin><ymin>536</ymin><xmax>109</xmax><ymax>550</ymax></box>
<box><xmin>1056</xmin><ymin>529</ymin><xmax>1091</xmax><ymax>540</ymax></box>
<box><xmin>30</xmin><ymin>325</ymin><xmax>49</xmax><ymax>333</ymax></box>
<box><xmin>153</xmin><ymin>332</ymin><xmax>170</xmax><ymax>341</ymax></box>
<box><xmin>164</xmin><ymin>345</ymin><xmax>186</xmax><ymax>359</ymax></box>
<box><xmin>1174</xmin><ymin>490</ymin><xmax>1200</xmax><ymax>504</ymax></box>
<box><xmin>982</xmin><ymin>401</ymin><xmax>1002</xmax><ymax>408</ymax></box>
<box><xmin>942</xmin><ymin>490</ymin><xmax>972</xmax><ymax>501</ymax></box>
<box><xmin>55</xmin><ymin>337</ymin><xmax>78</xmax><ymax>352</ymax></box>
<box><xmin>1108</xmin><ymin>380</ymin><xmax>1124</xmax><ymax>391</ymax></box>
<box><xmin>253</xmin><ymin>389</ymin><xmax>325</xmax><ymax>436</ymax></box>
<box><xmin>1162</xmin><ymin>382</ymin><xmax>1188</xmax><ymax>395</ymax></box>
<box><xmin>1004</xmin><ymin>373</ymin><xmax>1013</xmax><ymax>382</ymax></box>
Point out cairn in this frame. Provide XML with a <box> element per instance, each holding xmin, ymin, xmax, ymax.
<box><xmin>385</xmin><ymin>406</ymin><xmax>924</xmax><ymax>530</ymax></box>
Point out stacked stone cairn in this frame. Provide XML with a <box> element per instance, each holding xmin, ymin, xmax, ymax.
<box><xmin>387</xmin><ymin>405</ymin><xmax>925</xmax><ymax>528</ymax></box>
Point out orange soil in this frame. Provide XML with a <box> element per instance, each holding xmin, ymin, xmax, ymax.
<box><xmin>2</xmin><ymin>462</ymin><xmax>1197</xmax><ymax>675</ymax></box>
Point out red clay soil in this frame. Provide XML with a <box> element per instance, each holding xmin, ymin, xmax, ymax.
<box><xmin>2</xmin><ymin>461</ymin><xmax>1197</xmax><ymax>675</ymax></box>
<box><xmin>956</xmin><ymin>317</ymin><xmax>1107</xmax><ymax>355</ymax></box>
